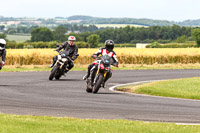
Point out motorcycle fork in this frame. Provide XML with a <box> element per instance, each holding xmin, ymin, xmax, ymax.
<box><xmin>60</xmin><ymin>64</ymin><xmax>63</xmax><ymax>69</ymax></box>
<box><xmin>90</xmin><ymin>68</ymin><xmax>96</xmax><ymax>86</ymax></box>
<box><xmin>55</xmin><ymin>61</ymin><xmax>62</xmax><ymax>69</ymax></box>
<box><xmin>104</xmin><ymin>72</ymin><xmax>107</xmax><ymax>78</ymax></box>
<box><xmin>94</xmin><ymin>68</ymin><xmax>100</xmax><ymax>84</ymax></box>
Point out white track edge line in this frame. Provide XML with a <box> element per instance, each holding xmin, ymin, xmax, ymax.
<box><xmin>108</xmin><ymin>80</ymin><xmax>200</xmax><ymax>125</ymax></box>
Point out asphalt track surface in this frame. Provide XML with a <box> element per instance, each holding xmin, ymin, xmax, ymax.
<box><xmin>1</xmin><ymin>70</ymin><xmax>200</xmax><ymax>123</ymax></box>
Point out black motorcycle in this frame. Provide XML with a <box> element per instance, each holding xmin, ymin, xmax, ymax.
<box><xmin>86</xmin><ymin>55</ymin><xmax>113</xmax><ymax>93</ymax></box>
<box><xmin>49</xmin><ymin>51</ymin><xmax>73</xmax><ymax>80</ymax></box>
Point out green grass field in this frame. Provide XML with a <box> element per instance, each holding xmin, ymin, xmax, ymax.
<box><xmin>1</xmin><ymin>114</ymin><xmax>200</xmax><ymax>133</ymax></box>
<box><xmin>118</xmin><ymin>77</ymin><xmax>200</xmax><ymax>100</ymax></box>
<box><xmin>7</xmin><ymin>34</ymin><xmax>31</xmax><ymax>43</ymax></box>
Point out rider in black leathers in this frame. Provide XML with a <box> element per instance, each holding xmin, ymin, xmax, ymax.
<box><xmin>0</xmin><ymin>39</ymin><xmax>6</xmax><ymax>70</ymax></box>
<box><xmin>50</xmin><ymin>36</ymin><xmax>78</xmax><ymax>72</ymax></box>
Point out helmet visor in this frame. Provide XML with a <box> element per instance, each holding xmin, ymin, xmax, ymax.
<box><xmin>0</xmin><ymin>43</ymin><xmax>5</xmax><ymax>48</ymax></box>
<box><xmin>106</xmin><ymin>45</ymin><xmax>114</xmax><ymax>51</ymax></box>
<box><xmin>69</xmin><ymin>40</ymin><xmax>75</xmax><ymax>46</ymax></box>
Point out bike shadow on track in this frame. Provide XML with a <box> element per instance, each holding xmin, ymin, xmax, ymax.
<box><xmin>96</xmin><ymin>92</ymin><xmax>121</xmax><ymax>95</ymax></box>
<box><xmin>0</xmin><ymin>85</ymin><xmax>11</xmax><ymax>87</ymax></box>
<box><xmin>51</xmin><ymin>79</ymin><xmax>83</xmax><ymax>81</ymax></box>
<box><xmin>0</xmin><ymin>85</ymin><xmax>21</xmax><ymax>87</ymax></box>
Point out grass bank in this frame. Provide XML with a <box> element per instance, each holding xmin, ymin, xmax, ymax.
<box><xmin>7</xmin><ymin>34</ymin><xmax>31</xmax><ymax>43</ymax></box>
<box><xmin>2</xmin><ymin>64</ymin><xmax>200</xmax><ymax>72</ymax></box>
<box><xmin>1</xmin><ymin>114</ymin><xmax>200</xmax><ymax>133</ymax></box>
<box><xmin>117</xmin><ymin>77</ymin><xmax>200</xmax><ymax>100</ymax></box>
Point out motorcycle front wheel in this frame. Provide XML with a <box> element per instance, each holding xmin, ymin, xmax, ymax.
<box><xmin>55</xmin><ymin>73</ymin><xmax>62</xmax><ymax>80</ymax></box>
<box><xmin>92</xmin><ymin>74</ymin><xmax>104</xmax><ymax>93</ymax></box>
<box><xmin>86</xmin><ymin>79</ymin><xmax>92</xmax><ymax>93</ymax></box>
<box><xmin>49</xmin><ymin>66</ymin><xmax>58</xmax><ymax>80</ymax></box>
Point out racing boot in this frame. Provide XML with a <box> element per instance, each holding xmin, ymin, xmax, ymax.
<box><xmin>83</xmin><ymin>72</ymin><xmax>90</xmax><ymax>80</ymax></box>
<box><xmin>101</xmin><ymin>82</ymin><xmax>106</xmax><ymax>88</ymax></box>
<box><xmin>49</xmin><ymin>56</ymin><xmax>57</xmax><ymax>68</ymax></box>
<box><xmin>49</xmin><ymin>64</ymin><xmax>54</xmax><ymax>68</ymax></box>
<box><xmin>65</xmin><ymin>67</ymin><xmax>69</xmax><ymax>73</ymax></box>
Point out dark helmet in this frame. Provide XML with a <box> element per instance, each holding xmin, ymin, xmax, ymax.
<box><xmin>105</xmin><ymin>40</ymin><xmax>114</xmax><ymax>52</ymax></box>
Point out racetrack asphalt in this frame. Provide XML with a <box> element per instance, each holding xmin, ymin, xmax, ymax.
<box><xmin>0</xmin><ymin>69</ymin><xmax>200</xmax><ymax>123</ymax></box>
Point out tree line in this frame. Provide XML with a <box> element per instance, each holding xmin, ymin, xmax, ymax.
<box><xmin>30</xmin><ymin>25</ymin><xmax>195</xmax><ymax>43</ymax></box>
<box><xmin>1</xmin><ymin>24</ymin><xmax>200</xmax><ymax>48</ymax></box>
<box><xmin>1</xmin><ymin>24</ymin><xmax>100</xmax><ymax>35</ymax></box>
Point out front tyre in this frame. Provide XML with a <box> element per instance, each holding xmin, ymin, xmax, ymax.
<box><xmin>49</xmin><ymin>66</ymin><xmax>58</xmax><ymax>80</ymax></box>
<box><xmin>55</xmin><ymin>73</ymin><xmax>62</xmax><ymax>80</ymax></box>
<box><xmin>86</xmin><ymin>79</ymin><xmax>92</xmax><ymax>93</ymax></box>
<box><xmin>86</xmin><ymin>87</ymin><xmax>92</xmax><ymax>93</ymax></box>
<box><xmin>92</xmin><ymin>74</ymin><xmax>104</xmax><ymax>93</ymax></box>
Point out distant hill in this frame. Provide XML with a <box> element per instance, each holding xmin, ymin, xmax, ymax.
<box><xmin>1</xmin><ymin>15</ymin><xmax>200</xmax><ymax>27</ymax></box>
<box><xmin>178</xmin><ymin>19</ymin><xmax>200</xmax><ymax>26</ymax></box>
<box><xmin>68</xmin><ymin>15</ymin><xmax>93</xmax><ymax>21</ymax></box>
<box><xmin>67</xmin><ymin>15</ymin><xmax>200</xmax><ymax>26</ymax></box>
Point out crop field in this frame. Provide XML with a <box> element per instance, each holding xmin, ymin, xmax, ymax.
<box><xmin>85</xmin><ymin>24</ymin><xmax>148</xmax><ymax>28</ymax></box>
<box><xmin>5</xmin><ymin>48</ymin><xmax>200</xmax><ymax>65</ymax></box>
<box><xmin>7</xmin><ymin>34</ymin><xmax>31</xmax><ymax>43</ymax></box>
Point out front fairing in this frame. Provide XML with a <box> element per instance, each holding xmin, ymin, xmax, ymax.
<box><xmin>100</xmin><ymin>55</ymin><xmax>111</xmax><ymax>66</ymax></box>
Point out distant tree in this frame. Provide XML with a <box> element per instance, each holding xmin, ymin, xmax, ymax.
<box><xmin>146</xmin><ymin>41</ymin><xmax>161</xmax><ymax>48</ymax></box>
<box><xmin>17</xmin><ymin>26</ymin><xmax>29</xmax><ymax>33</ymax></box>
<box><xmin>79</xmin><ymin>31</ymin><xmax>92</xmax><ymax>42</ymax></box>
<box><xmin>28</xmin><ymin>26</ymin><xmax>39</xmax><ymax>33</ymax></box>
<box><xmin>76</xmin><ymin>25</ymin><xmax>193</xmax><ymax>44</ymax></box>
<box><xmin>192</xmin><ymin>28</ymin><xmax>200</xmax><ymax>47</ymax></box>
<box><xmin>6</xmin><ymin>28</ymin><xmax>17</xmax><ymax>34</ymax></box>
<box><xmin>88</xmin><ymin>25</ymin><xmax>98</xmax><ymax>32</ymax></box>
<box><xmin>176</xmin><ymin>35</ymin><xmax>188</xmax><ymax>43</ymax></box>
<box><xmin>0</xmin><ymin>25</ymin><xmax>5</xmax><ymax>31</ymax></box>
<box><xmin>53</xmin><ymin>26</ymin><xmax>67</xmax><ymax>42</ymax></box>
<box><xmin>87</xmin><ymin>34</ymin><xmax>100</xmax><ymax>48</ymax></box>
<box><xmin>31</xmin><ymin>27</ymin><xmax>54</xmax><ymax>42</ymax></box>
<box><xmin>0</xmin><ymin>33</ymin><xmax>6</xmax><ymax>39</ymax></box>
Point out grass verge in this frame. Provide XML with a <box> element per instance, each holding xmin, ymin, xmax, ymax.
<box><xmin>2</xmin><ymin>64</ymin><xmax>200</xmax><ymax>72</ymax></box>
<box><xmin>117</xmin><ymin>77</ymin><xmax>200</xmax><ymax>100</ymax></box>
<box><xmin>1</xmin><ymin>114</ymin><xmax>200</xmax><ymax>133</ymax></box>
<box><xmin>6</xmin><ymin>34</ymin><xmax>31</xmax><ymax>43</ymax></box>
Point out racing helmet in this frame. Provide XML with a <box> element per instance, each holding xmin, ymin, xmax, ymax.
<box><xmin>105</xmin><ymin>40</ymin><xmax>114</xmax><ymax>52</ymax></box>
<box><xmin>68</xmin><ymin>36</ymin><xmax>76</xmax><ymax>46</ymax></box>
<box><xmin>0</xmin><ymin>39</ymin><xmax>6</xmax><ymax>50</ymax></box>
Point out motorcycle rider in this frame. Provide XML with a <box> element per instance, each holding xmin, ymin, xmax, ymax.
<box><xmin>0</xmin><ymin>39</ymin><xmax>6</xmax><ymax>70</ymax></box>
<box><xmin>50</xmin><ymin>36</ymin><xmax>79</xmax><ymax>73</ymax></box>
<box><xmin>83</xmin><ymin>39</ymin><xmax>118</xmax><ymax>87</ymax></box>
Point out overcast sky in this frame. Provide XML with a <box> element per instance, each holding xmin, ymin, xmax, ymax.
<box><xmin>0</xmin><ymin>0</ymin><xmax>199</xmax><ymax>21</ymax></box>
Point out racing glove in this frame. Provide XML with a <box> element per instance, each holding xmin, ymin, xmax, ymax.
<box><xmin>92</xmin><ymin>55</ymin><xmax>97</xmax><ymax>59</ymax></box>
<box><xmin>0</xmin><ymin>61</ymin><xmax>5</xmax><ymax>70</ymax></box>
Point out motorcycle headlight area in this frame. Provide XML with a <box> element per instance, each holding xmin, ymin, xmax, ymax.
<box><xmin>61</xmin><ymin>58</ymin><xmax>68</xmax><ymax>62</ymax></box>
<box><xmin>58</xmin><ymin>55</ymin><xmax>62</xmax><ymax>60</ymax></box>
<box><xmin>104</xmin><ymin>60</ymin><xmax>110</xmax><ymax>66</ymax></box>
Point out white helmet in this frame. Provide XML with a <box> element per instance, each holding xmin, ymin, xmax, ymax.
<box><xmin>0</xmin><ymin>39</ymin><xmax>6</xmax><ymax>50</ymax></box>
<box><xmin>68</xmin><ymin>36</ymin><xmax>76</xmax><ymax>46</ymax></box>
<box><xmin>68</xmin><ymin>36</ymin><xmax>76</xmax><ymax>41</ymax></box>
